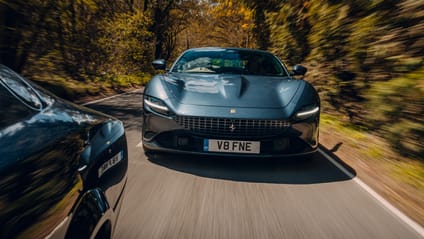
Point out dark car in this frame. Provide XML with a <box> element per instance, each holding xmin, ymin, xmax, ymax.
<box><xmin>142</xmin><ymin>47</ymin><xmax>320</xmax><ymax>157</ymax></box>
<box><xmin>0</xmin><ymin>65</ymin><xmax>128</xmax><ymax>238</ymax></box>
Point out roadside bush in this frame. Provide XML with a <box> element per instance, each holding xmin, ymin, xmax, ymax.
<box><xmin>98</xmin><ymin>10</ymin><xmax>154</xmax><ymax>78</ymax></box>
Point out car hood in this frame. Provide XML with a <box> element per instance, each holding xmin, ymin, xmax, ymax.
<box><xmin>161</xmin><ymin>73</ymin><xmax>302</xmax><ymax>108</ymax></box>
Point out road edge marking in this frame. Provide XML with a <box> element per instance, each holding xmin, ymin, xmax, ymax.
<box><xmin>81</xmin><ymin>89</ymin><xmax>142</xmax><ymax>106</ymax></box>
<box><xmin>319</xmin><ymin>148</ymin><xmax>424</xmax><ymax>238</ymax></box>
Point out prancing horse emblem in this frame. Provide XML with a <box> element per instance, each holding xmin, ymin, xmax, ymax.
<box><xmin>230</xmin><ymin>108</ymin><xmax>236</xmax><ymax>114</ymax></box>
<box><xmin>229</xmin><ymin>123</ymin><xmax>236</xmax><ymax>132</ymax></box>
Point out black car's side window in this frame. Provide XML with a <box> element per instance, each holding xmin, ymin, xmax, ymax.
<box><xmin>0</xmin><ymin>66</ymin><xmax>43</xmax><ymax>110</ymax></box>
<box><xmin>0</xmin><ymin>83</ymin><xmax>36</xmax><ymax>129</ymax></box>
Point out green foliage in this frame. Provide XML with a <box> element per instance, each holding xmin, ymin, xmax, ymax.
<box><xmin>264</xmin><ymin>0</ymin><xmax>424</xmax><ymax>159</ymax></box>
<box><xmin>346</xmin><ymin>13</ymin><xmax>379</xmax><ymax>73</ymax></box>
<box><xmin>98</xmin><ymin>10</ymin><xmax>154</xmax><ymax>76</ymax></box>
<box><xmin>268</xmin><ymin>1</ymin><xmax>310</xmax><ymax>64</ymax></box>
<box><xmin>205</xmin><ymin>0</ymin><xmax>254</xmax><ymax>48</ymax></box>
<box><xmin>366</xmin><ymin>68</ymin><xmax>424</xmax><ymax>158</ymax></box>
<box><xmin>307</xmin><ymin>2</ymin><xmax>352</xmax><ymax>62</ymax></box>
<box><xmin>240</xmin><ymin>0</ymin><xmax>281</xmax><ymax>49</ymax></box>
<box><xmin>0</xmin><ymin>1</ymin><xmax>156</xmax><ymax>93</ymax></box>
<box><xmin>321</xmin><ymin>112</ymin><xmax>424</xmax><ymax>191</ymax></box>
<box><xmin>0</xmin><ymin>0</ymin><xmax>57</xmax><ymax>72</ymax></box>
<box><xmin>1</xmin><ymin>0</ymin><xmax>422</xmax><ymax>160</ymax></box>
<box><xmin>100</xmin><ymin>73</ymin><xmax>152</xmax><ymax>88</ymax></box>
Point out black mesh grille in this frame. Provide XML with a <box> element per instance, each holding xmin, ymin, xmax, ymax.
<box><xmin>175</xmin><ymin>116</ymin><xmax>290</xmax><ymax>138</ymax></box>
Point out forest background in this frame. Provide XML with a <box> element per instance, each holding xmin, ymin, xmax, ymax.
<box><xmin>0</xmin><ymin>0</ymin><xmax>423</xmax><ymax>222</ymax></box>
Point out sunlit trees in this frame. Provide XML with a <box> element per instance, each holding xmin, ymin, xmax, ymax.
<box><xmin>265</xmin><ymin>0</ymin><xmax>423</xmax><ymax>158</ymax></box>
<box><xmin>240</xmin><ymin>0</ymin><xmax>281</xmax><ymax>50</ymax></box>
<box><xmin>0</xmin><ymin>0</ymin><xmax>155</xmax><ymax>79</ymax></box>
<box><xmin>98</xmin><ymin>10</ymin><xmax>153</xmax><ymax>75</ymax></box>
<box><xmin>0</xmin><ymin>0</ymin><xmax>56</xmax><ymax>73</ymax></box>
<box><xmin>174</xmin><ymin>0</ymin><xmax>255</xmax><ymax>55</ymax></box>
<box><xmin>206</xmin><ymin>0</ymin><xmax>254</xmax><ymax>48</ymax></box>
<box><xmin>0</xmin><ymin>0</ymin><xmax>137</xmax><ymax>77</ymax></box>
<box><xmin>267</xmin><ymin>0</ymin><xmax>310</xmax><ymax>64</ymax></box>
<box><xmin>1</xmin><ymin>0</ymin><xmax>421</xmax><ymax>158</ymax></box>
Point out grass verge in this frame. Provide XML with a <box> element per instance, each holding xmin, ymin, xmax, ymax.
<box><xmin>320</xmin><ymin>113</ymin><xmax>424</xmax><ymax>225</ymax></box>
<box><xmin>30</xmin><ymin>72</ymin><xmax>150</xmax><ymax>102</ymax></box>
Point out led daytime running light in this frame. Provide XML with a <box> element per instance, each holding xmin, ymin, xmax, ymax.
<box><xmin>296</xmin><ymin>106</ymin><xmax>319</xmax><ymax>117</ymax></box>
<box><xmin>144</xmin><ymin>99</ymin><xmax>169</xmax><ymax>112</ymax></box>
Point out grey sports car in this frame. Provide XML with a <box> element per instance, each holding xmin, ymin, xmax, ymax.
<box><xmin>142</xmin><ymin>47</ymin><xmax>320</xmax><ymax>157</ymax></box>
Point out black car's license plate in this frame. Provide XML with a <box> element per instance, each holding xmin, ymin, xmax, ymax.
<box><xmin>203</xmin><ymin>139</ymin><xmax>260</xmax><ymax>154</ymax></box>
<box><xmin>98</xmin><ymin>151</ymin><xmax>123</xmax><ymax>177</ymax></box>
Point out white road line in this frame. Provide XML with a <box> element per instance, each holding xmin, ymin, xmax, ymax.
<box><xmin>319</xmin><ymin>148</ymin><xmax>424</xmax><ymax>238</ymax></box>
<box><xmin>81</xmin><ymin>89</ymin><xmax>142</xmax><ymax>106</ymax></box>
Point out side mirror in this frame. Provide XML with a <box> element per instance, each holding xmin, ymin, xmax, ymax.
<box><xmin>291</xmin><ymin>65</ymin><xmax>307</xmax><ymax>76</ymax></box>
<box><xmin>152</xmin><ymin>59</ymin><xmax>166</xmax><ymax>70</ymax></box>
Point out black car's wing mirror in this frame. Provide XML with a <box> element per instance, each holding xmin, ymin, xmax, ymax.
<box><xmin>152</xmin><ymin>59</ymin><xmax>167</xmax><ymax>70</ymax></box>
<box><xmin>291</xmin><ymin>64</ymin><xmax>307</xmax><ymax>76</ymax></box>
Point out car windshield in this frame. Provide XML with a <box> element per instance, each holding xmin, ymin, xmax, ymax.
<box><xmin>171</xmin><ymin>49</ymin><xmax>288</xmax><ymax>76</ymax></box>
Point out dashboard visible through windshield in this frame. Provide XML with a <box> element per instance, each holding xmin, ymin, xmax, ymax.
<box><xmin>171</xmin><ymin>49</ymin><xmax>288</xmax><ymax>76</ymax></box>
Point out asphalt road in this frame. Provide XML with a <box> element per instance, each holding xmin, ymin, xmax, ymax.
<box><xmin>86</xmin><ymin>90</ymin><xmax>422</xmax><ymax>239</ymax></box>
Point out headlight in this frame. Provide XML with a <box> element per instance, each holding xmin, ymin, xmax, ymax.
<box><xmin>295</xmin><ymin>106</ymin><xmax>319</xmax><ymax>119</ymax></box>
<box><xmin>144</xmin><ymin>96</ymin><xmax>170</xmax><ymax>115</ymax></box>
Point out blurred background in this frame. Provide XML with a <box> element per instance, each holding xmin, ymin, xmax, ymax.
<box><xmin>0</xmin><ymin>1</ymin><xmax>423</xmax><ymax>220</ymax></box>
<box><xmin>1</xmin><ymin>0</ymin><xmax>422</xmax><ymax>159</ymax></box>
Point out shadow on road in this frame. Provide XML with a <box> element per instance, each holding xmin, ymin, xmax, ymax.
<box><xmin>147</xmin><ymin>146</ymin><xmax>356</xmax><ymax>184</ymax></box>
<box><xmin>84</xmin><ymin>92</ymin><xmax>142</xmax><ymax>130</ymax></box>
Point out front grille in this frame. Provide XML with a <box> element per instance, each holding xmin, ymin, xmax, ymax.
<box><xmin>175</xmin><ymin>116</ymin><xmax>290</xmax><ymax>138</ymax></box>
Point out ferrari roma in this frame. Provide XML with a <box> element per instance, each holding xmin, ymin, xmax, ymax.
<box><xmin>0</xmin><ymin>64</ymin><xmax>127</xmax><ymax>238</ymax></box>
<box><xmin>142</xmin><ymin>47</ymin><xmax>320</xmax><ymax>157</ymax></box>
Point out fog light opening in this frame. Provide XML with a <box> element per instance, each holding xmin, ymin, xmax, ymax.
<box><xmin>177</xmin><ymin>137</ymin><xmax>190</xmax><ymax>146</ymax></box>
<box><xmin>144</xmin><ymin>131</ymin><xmax>156</xmax><ymax>140</ymax></box>
<box><xmin>273</xmin><ymin>138</ymin><xmax>289</xmax><ymax>151</ymax></box>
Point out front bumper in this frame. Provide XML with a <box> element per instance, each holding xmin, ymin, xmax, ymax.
<box><xmin>142</xmin><ymin>111</ymin><xmax>319</xmax><ymax>158</ymax></box>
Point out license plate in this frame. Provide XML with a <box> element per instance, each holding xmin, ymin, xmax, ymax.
<box><xmin>98</xmin><ymin>151</ymin><xmax>123</xmax><ymax>178</ymax></box>
<box><xmin>203</xmin><ymin>139</ymin><xmax>260</xmax><ymax>154</ymax></box>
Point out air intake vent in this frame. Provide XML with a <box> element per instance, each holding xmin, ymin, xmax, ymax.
<box><xmin>175</xmin><ymin>116</ymin><xmax>290</xmax><ymax>138</ymax></box>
